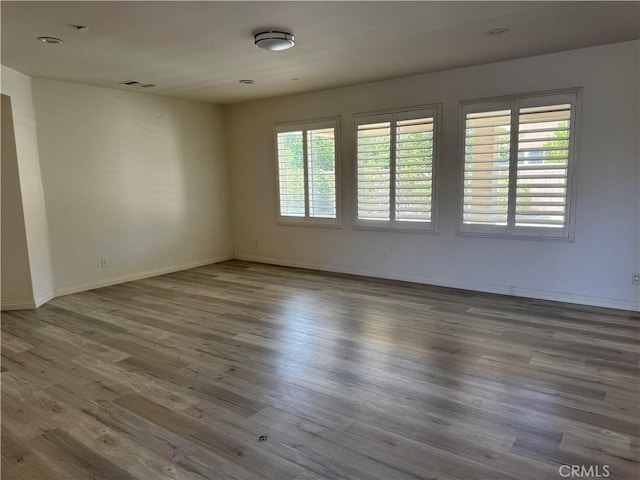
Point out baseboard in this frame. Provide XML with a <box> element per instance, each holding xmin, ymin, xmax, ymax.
<box><xmin>509</xmin><ymin>287</ymin><xmax>639</xmax><ymax>312</ymax></box>
<box><xmin>53</xmin><ymin>254</ymin><xmax>233</xmax><ymax>298</ymax></box>
<box><xmin>1</xmin><ymin>290</ymin><xmax>54</xmax><ymax>311</ymax></box>
<box><xmin>1</xmin><ymin>299</ymin><xmax>36</xmax><ymax>311</ymax></box>
<box><xmin>7</xmin><ymin>253</ymin><xmax>636</xmax><ymax>312</ymax></box>
<box><xmin>34</xmin><ymin>290</ymin><xmax>55</xmax><ymax>308</ymax></box>
<box><xmin>234</xmin><ymin>254</ymin><xmax>640</xmax><ymax>312</ymax></box>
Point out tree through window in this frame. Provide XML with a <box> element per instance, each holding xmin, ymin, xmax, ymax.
<box><xmin>275</xmin><ymin>119</ymin><xmax>339</xmax><ymax>225</ymax></box>
<box><xmin>355</xmin><ymin>106</ymin><xmax>439</xmax><ymax>232</ymax></box>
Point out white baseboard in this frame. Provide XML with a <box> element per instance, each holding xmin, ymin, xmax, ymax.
<box><xmin>508</xmin><ymin>287</ymin><xmax>639</xmax><ymax>312</ymax></box>
<box><xmin>2</xmin><ymin>256</ymin><xmax>233</xmax><ymax>311</ymax></box>
<box><xmin>234</xmin><ymin>254</ymin><xmax>640</xmax><ymax>312</ymax></box>
<box><xmin>34</xmin><ymin>291</ymin><xmax>55</xmax><ymax>308</ymax></box>
<box><xmin>6</xmin><ymin>253</ymin><xmax>636</xmax><ymax>312</ymax></box>
<box><xmin>1</xmin><ymin>299</ymin><xmax>36</xmax><ymax>311</ymax></box>
<box><xmin>53</xmin><ymin>255</ymin><xmax>233</xmax><ymax>298</ymax></box>
<box><xmin>1</xmin><ymin>291</ymin><xmax>54</xmax><ymax>311</ymax></box>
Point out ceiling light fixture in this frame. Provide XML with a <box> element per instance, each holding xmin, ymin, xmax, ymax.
<box><xmin>37</xmin><ymin>36</ymin><xmax>63</xmax><ymax>44</ymax></box>
<box><xmin>239</xmin><ymin>79</ymin><xmax>255</xmax><ymax>84</ymax></box>
<box><xmin>254</xmin><ymin>30</ymin><xmax>295</xmax><ymax>51</ymax></box>
<box><xmin>486</xmin><ymin>27</ymin><xmax>510</xmax><ymax>36</ymax></box>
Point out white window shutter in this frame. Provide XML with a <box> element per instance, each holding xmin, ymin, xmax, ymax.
<box><xmin>276</xmin><ymin>131</ymin><xmax>305</xmax><ymax>217</ymax></box>
<box><xmin>395</xmin><ymin>116</ymin><xmax>434</xmax><ymax>222</ymax></box>
<box><xmin>515</xmin><ymin>104</ymin><xmax>572</xmax><ymax>228</ymax></box>
<box><xmin>307</xmin><ymin>127</ymin><xmax>337</xmax><ymax>218</ymax></box>
<box><xmin>356</xmin><ymin>119</ymin><xmax>391</xmax><ymax>221</ymax></box>
<box><xmin>355</xmin><ymin>106</ymin><xmax>438</xmax><ymax>230</ymax></box>
<box><xmin>460</xmin><ymin>89</ymin><xmax>579</xmax><ymax>240</ymax></box>
<box><xmin>275</xmin><ymin>118</ymin><xmax>339</xmax><ymax>225</ymax></box>
<box><xmin>462</xmin><ymin>109</ymin><xmax>511</xmax><ymax>227</ymax></box>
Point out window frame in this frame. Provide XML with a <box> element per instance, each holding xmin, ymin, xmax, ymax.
<box><xmin>274</xmin><ymin>117</ymin><xmax>341</xmax><ymax>228</ymax></box>
<box><xmin>457</xmin><ymin>88</ymin><xmax>581</xmax><ymax>242</ymax></box>
<box><xmin>353</xmin><ymin>104</ymin><xmax>441</xmax><ymax>234</ymax></box>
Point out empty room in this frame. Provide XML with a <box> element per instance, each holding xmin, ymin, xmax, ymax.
<box><xmin>1</xmin><ymin>1</ymin><xmax>639</xmax><ymax>479</ymax></box>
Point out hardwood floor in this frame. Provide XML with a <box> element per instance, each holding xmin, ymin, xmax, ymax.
<box><xmin>1</xmin><ymin>260</ymin><xmax>638</xmax><ymax>480</ymax></box>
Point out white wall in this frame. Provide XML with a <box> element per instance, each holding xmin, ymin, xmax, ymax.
<box><xmin>1</xmin><ymin>66</ymin><xmax>55</xmax><ymax>307</ymax></box>
<box><xmin>226</xmin><ymin>40</ymin><xmax>640</xmax><ymax>311</ymax></box>
<box><xmin>28</xmin><ymin>78</ymin><xmax>233</xmax><ymax>295</ymax></box>
<box><xmin>1</xmin><ymin>94</ymin><xmax>34</xmax><ymax>308</ymax></box>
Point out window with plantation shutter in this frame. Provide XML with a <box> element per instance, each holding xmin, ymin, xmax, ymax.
<box><xmin>276</xmin><ymin>131</ymin><xmax>305</xmax><ymax>217</ymax></box>
<box><xmin>459</xmin><ymin>89</ymin><xmax>580</xmax><ymax>240</ymax></box>
<box><xmin>275</xmin><ymin>118</ymin><xmax>340</xmax><ymax>226</ymax></box>
<box><xmin>516</xmin><ymin>104</ymin><xmax>571</xmax><ymax>228</ymax></box>
<box><xmin>355</xmin><ymin>106</ymin><xmax>439</xmax><ymax>232</ymax></box>
<box><xmin>356</xmin><ymin>120</ymin><xmax>391</xmax><ymax>221</ymax></box>
<box><xmin>463</xmin><ymin>108</ymin><xmax>511</xmax><ymax>227</ymax></box>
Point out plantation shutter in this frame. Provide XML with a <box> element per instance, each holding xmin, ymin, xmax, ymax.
<box><xmin>515</xmin><ymin>103</ymin><xmax>572</xmax><ymax>228</ymax></box>
<box><xmin>275</xmin><ymin>119</ymin><xmax>339</xmax><ymax>225</ymax></box>
<box><xmin>460</xmin><ymin>90</ymin><xmax>578</xmax><ymax>239</ymax></box>
<box><xmin>355</xmin><ymin>106</ymin><xmax>438</xmax><ymax>230</ymax></box>
<box><xmin>276</xmin><ymin>130</ymin><xmax>305</xmax><ymax>217</ymax></box>
<box><xmin>462</xmin><ymin>105</ymin><xmax>511</xmax><ymax>232</ymax></box>
<box><xmin>307</xmin><ymin>127</ymin><xmax>337</xmax><ymax>218</ymax></box>
<box><xmin>395</xmin><ymin>114</ymin><xmax>434</xmax><ymax>223</ymax></box>
<box><xmin>356</xmin><ymin>115</ymin><xmax>392</xmax><ymax>221</ymax></box>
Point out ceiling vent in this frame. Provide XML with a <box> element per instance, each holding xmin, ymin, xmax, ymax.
<box><xmin>37</xmin><ymin>36</ymin><xmax>63</xmax><ymax>44</ymax></box>
<box><xmin>119</xmin><ymin>80</ymin><xmax>156</xmax><ymax>88</ymax></box>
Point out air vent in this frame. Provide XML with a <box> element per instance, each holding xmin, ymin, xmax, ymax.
<box><xmin>119</xmin><ymin>80</ymin><xmax>156</xmax><ymax>88</ymax></box>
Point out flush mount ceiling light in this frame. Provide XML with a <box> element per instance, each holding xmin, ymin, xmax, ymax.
<box><xmin>239</xmin><ymin>79</ymin><xmax>255</xmax><ymax>84</ymax></box>
<box><xmin>254</xmin><ymin>30</ymin><xmax>295</xmax><ymax>51</ymax></box>
<box><xmin>37</xmin><ymin>36</ymin><xmax>63</xmax><ymax>44</ymax></box>
<box><xmin>485</xmin><ymin>27</ymin><xmax>510</xmax><ymax>36</ymax></box>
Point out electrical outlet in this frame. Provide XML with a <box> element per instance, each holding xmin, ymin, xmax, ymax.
<box><xmin>633</xmin><ymin>273</ymin><xmax>640</xmax><ymax>285</ymax></box>
<box><xmin>100</xmin><ymin>257</ymin><xmax>108</xmax><ymax>268</ymax></box>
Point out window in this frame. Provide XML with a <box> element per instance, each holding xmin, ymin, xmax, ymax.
<box><xmin>275</xmin><ymin>118</ymin><xmax>339</xmax><ymax>226</ymax></box>
<box><xmin>459</xmin><ymin>89</ymin><xmax>580</xmax><ymax>240</ymax></box>
<box><xmin>354</xmin><ymin>106</ymin><xmax>439</xmax><ymax>231</ymax></box>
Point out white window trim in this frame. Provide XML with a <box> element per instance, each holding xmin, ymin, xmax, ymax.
<box><xmin>457</xmin><ymin>88</ymin><xmax>582</xmax><ymax>242</ymax></box>
<box><xmin>274</xmin><ymin>117</ymin><xmax>341</xmax><ymax>227</ymax></box>
<box><xmin>353</xmin><ymin>104</ymin><xmax>441</xmax><ymax>234</ymax></box>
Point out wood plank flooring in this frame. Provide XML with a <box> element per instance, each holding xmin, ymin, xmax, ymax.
<box><xmin>2</xmin><ymin>260</ymin><xmax>639</xmax><ymax>480</ymax></box>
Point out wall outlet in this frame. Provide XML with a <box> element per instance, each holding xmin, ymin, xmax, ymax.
<box><xmin>100</xmin><ymin>257</ymin><xmax>108</xmax><ymax>268</ymax></box>
<box><xmin>633</xmin><ymin>273</ymin><xmax>640</xmax><ymax>285</ymax></box>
